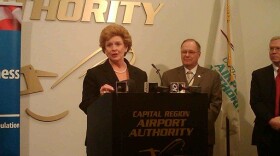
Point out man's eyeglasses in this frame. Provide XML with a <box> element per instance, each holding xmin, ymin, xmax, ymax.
<box><xmin>269</xmin><ymin>47</ymin><xmax>280</xmax><ymax>52</ymax></box>
<box><xmin>181</xmin><ymin>50</ymin><xmax>198</xmax><ymax>55</ymax></box>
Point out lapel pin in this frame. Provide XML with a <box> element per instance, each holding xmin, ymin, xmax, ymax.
<box><xmin>198</xmin><ymin>75</ymin><xmax>201</xmax><ymax>78</ymax></box>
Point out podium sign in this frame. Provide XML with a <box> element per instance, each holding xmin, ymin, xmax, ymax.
<box><xmin>87</xmin><ymin>93</ymin><xmax>208</xmax><ymax>156</ymax></box>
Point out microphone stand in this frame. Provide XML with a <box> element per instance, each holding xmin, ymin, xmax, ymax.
<box><xmin>151</xmin><ymin>64</ymin><xmax>169</xmax><ymax>93</ymax></box>
<box><xmin>155</xmin><ymin>68</ymin><xmax>163</xmax><ymax>86</ymax></box>
<box><xmin>152</xmin><ymin>64</ymin><xmax>163</xmax><ymax>86</ymax></box>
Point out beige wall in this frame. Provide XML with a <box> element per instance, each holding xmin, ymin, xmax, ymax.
<box><xmin>15</xmin><ymin>0</ymin><xmax>280</xmax><ymax>155</ymax></box>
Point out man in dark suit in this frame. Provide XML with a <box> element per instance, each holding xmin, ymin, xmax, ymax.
<box><xmin>250</xmin><ymin>36</ymin><xmax>280</xmax><ymax>155</ymax></box>
<box><xmin>162</xmin><ymin>39</ymin><xmax>222</xmax><ymax>156</ymax></box>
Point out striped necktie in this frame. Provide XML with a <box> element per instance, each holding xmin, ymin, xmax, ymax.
<box><xmin>186</xmin><ymin>71</ymin><xmax>194</xmax><ymax>85</ymax></box>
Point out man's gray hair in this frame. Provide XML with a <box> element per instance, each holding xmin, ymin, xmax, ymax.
<box><xmin>270</xmin><ymin>36</ymin><xmax>280</xmax><ymax>42</ymax></box>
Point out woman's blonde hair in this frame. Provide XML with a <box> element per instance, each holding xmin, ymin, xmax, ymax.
<box><xmin>99</xmin><ymin>24</ymin><xmax>132</xmax><ymax>53</ymax></box>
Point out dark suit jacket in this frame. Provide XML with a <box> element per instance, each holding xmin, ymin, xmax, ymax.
<box><xmin>250</xmin><ymin>64</ymin><xmax>278</xmax><ymax>145</ymax></box>
<box><xmin>79</xmin><ymin>59</ymin><xmax>147</xmax><ymax>114</ymax></box>
<box><xmin>162</xmin><ymin>65</ymin><xmax>222</xmax><ymax>145</ymax></box>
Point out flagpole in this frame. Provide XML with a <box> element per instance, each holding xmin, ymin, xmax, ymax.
<box><xmin>226</xmin><ymin>0</ymin><xmax>231</xmax><ymax>156</ymax></box>
<box><xmin>227</xmin><ymin>0</ymin><xmax>234</xmax><ymax>82</ymax></box>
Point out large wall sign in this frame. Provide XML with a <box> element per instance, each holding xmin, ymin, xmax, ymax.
<box><xmin>29</xmin><ymin>0</ymin><xmax>164</xmax><ymax>24</ymax></box>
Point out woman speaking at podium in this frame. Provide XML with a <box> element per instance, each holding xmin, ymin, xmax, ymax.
<box><xmin>79</xmin><ymin>24</ymin><xmax>147</xmax><ymax>114</ymax></box>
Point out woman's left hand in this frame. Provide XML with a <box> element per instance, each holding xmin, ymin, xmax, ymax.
<box><xmin>100</xmin><ymin>84</ymin><xmax>115</xmax><ymax>95</ymax></box>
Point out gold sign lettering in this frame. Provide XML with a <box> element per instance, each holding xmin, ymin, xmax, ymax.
<box><xmin>107</xmin><ymin>0</ymin><xmax>120</xmax><ymax>23</ymax></box>
<box><xmin>120</xmin><ymin>1</ymin><xmax>141</xmax><ymax>23</ymax></box>
<box><xmin>142</xmin><ymin>3</ymin><xmax>164</xmax><ymax>24</ymax></box>
<box><xmin>29</xmin><ymin>0</ymin><xmax>164</xmax><ymax>24</ymax></box>
<box><xmin>57</xmin><ymin>0</ymin><xmax>83</xmax><ymax>21</ymax></box>
<box><xmin>82</xmin><ymin>0</ymin><xmax>107</xmax><ymax>22</ymax></box>
<box><xmin>31</xmin><ymin>0</ymin><xmax>60</xmax><ymax>20</ymax></box>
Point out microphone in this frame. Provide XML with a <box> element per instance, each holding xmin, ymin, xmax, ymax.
<box><xmin>169</xmin><ymin>71</ymin><xmax>197</xmax><ymax>93</ymax></box>
<box><xmin>125</xmin><ymin>79</ymin><xmax>136</xmax><ymax>92</ymax></box>
<box><xmin>116</xmin><ymin>79</ymin><xmax>136</xmax><ymax>93</ymax></box>
<box><xmin>179</xmin><ymin>83</ymin><xmax>201</xmax><ymax>93</ymax></box>
<box><xmin>151</xmin><ymin>64</ymin><xmax>169</xmax><ymax>93</ymax></box>
<box><xmin>151</xmin><ymin>64</ymin><xmax>163</xmax><ymax>86</ymax></box>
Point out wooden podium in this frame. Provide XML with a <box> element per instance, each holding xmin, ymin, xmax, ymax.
<box><xmin>87</xmin><ymin>93</ymin><xmax>208</xmax><ymax>156</ymax></box>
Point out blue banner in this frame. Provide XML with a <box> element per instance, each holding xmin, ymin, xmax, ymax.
<box><xmin>0</xmin><ymin>3</ymin><xmax>21</xmax><ymax>156</ymax></box>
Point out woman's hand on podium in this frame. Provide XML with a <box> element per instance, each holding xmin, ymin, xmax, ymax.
<box><xmin>100</xmin><ymin>84</ymin><xmax>115</xmax><ymax>95</ymax></box>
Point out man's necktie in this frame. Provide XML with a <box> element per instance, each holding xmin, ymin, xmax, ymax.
<box><xmin>186</xmin><ymin>71</ymin><xmax>194</xmax><ymax>85</ymax></box>
<box><xmin>275</xmin><ymin>69</ymin><xmax>280</xmax><ymax>116</ymax></box>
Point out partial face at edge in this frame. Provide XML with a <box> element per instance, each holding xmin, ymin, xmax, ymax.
<box><xmin>269</xmin><ymin>39</ymin><xmax>280</xmax><ymax>66</ymax></box>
